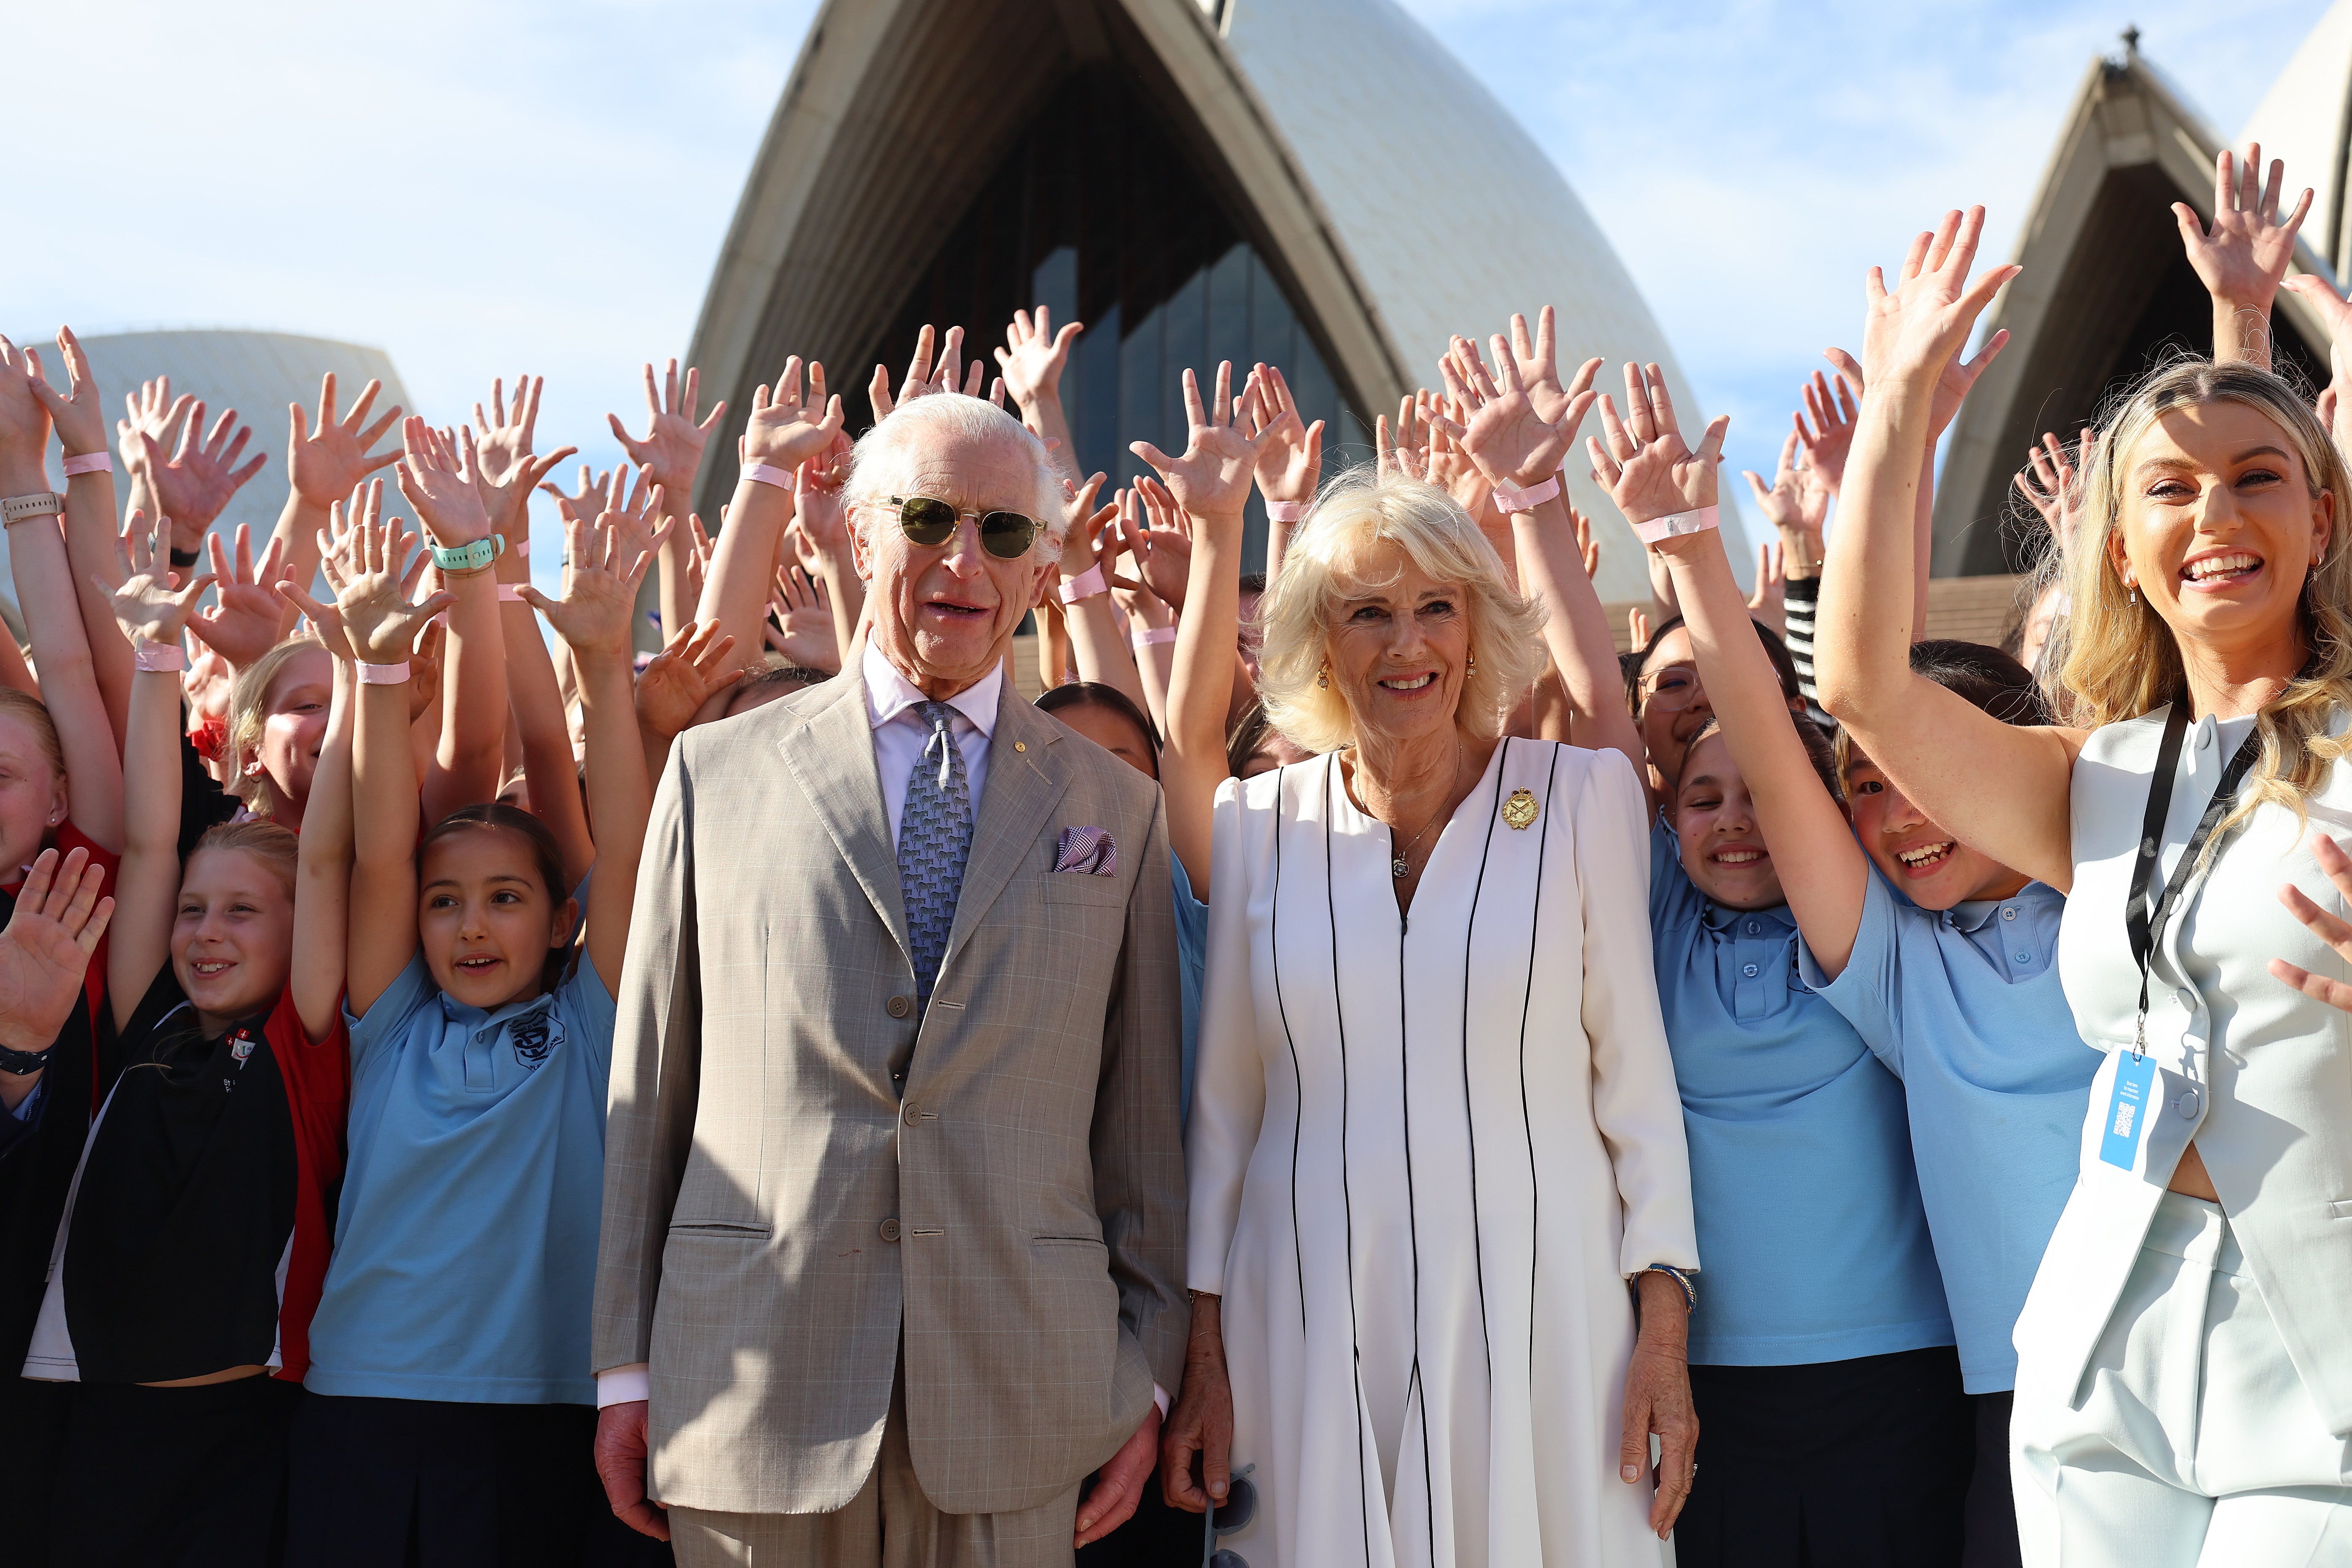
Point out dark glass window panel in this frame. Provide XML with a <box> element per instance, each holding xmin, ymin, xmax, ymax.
<box><xmin>856</xmin><ymin>67</ymin><xmax>1365</xmax><ymax>573</ymax></box>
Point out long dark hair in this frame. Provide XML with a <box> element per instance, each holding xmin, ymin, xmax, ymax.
<box><xmin>418</xmin><ymin>804</ymin><xmax>574</xmax><ymax>996</ymax></box>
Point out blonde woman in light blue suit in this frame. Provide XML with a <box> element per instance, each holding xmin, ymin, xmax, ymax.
<box><xmin>1814</xmin><ymin>204</ymin><xmax>2352</xmax><ymax>1566</ymax></box>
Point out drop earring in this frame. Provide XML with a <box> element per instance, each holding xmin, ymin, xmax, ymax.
<box><xmin>1466</xmin><ymin>649</ymin><xmax>1477</xmax><ymax>673</ymax></box>
<box><xmin>1316</xmin><ymin>664</ymin><xmax>1329</xmax><ymax>690</ymax></box>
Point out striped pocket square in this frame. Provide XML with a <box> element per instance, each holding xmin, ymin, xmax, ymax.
<box><xmin>1053</xmin><ymin>825</ymin><xmax>1118</xmax><ymax>876</ymax></box>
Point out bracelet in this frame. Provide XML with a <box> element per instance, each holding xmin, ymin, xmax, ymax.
<box><xmin>1632</xmin><ymin>505</ymin><xmax>1719</xmax><ymax>546</ymax></box>
<box><xmin>498</xmin><ymin>584</ymin><xmax>526</xmax><ymax>602</ymax></box>
<box><xmin>1637</xmin><ymin>1263</ymin><xmax>1698</xmax><ymax>1315</ymax></box>
<box><xmin>61</xmin><ymin>452</ymin><xmax>113</xmax><ymax>477</ymax></box>
<box><xmin>1058</xmin><ymin>563</ymin><xmax>1108</xmax><ymax>604</ymax></box>
<box><xmin>356</xmin><ymin>661</ymin><xmax>411</xmax><ymax>685</ymax></box>
<box><xmin>1491</xmin><ymin>474</ymin><xmax>1562</xmax><ymax>514</ymax></box>
<box><xmin>429</xmin><ymin>535</ymin><xmax>503</xmax><ymax>574</ymax></box>
<box><xmin>0</xmin><ymin>493</ymin><xmax>63</xmax><ymax>527</ymax></box>
<box><xmin>0</xmin><ymin>1040</ymin><xmax>55</xmax><ymax>1076</ymax></box>
<box><xmin>169</xmin><ymin>545</ymin><xmax>203</xmax><ymax>569</ymax></box>
<box><xmin>743</xmin><ymin>463</ymin><xmax>793</xmax><ymax>489</ymax></box>
<box><xmin>1264</xmin><ymin>499</ymin><xmax>1310</xmax><ymax>523</ymax></box>
<box><xmin>1132</xmin><ymin>625</ymin><xmax>1178</xmax><ymax>646</ymax></box>
<box><xmin>133</xmin><ymin>641</ymin><xmax>187</xmax><ymax>673</ymax></box>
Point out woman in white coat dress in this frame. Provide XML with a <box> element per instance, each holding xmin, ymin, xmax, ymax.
<box><xmin>1815</xmin><ymin>204</ymin><xmax>2352</xmax><ymax>1566</ymax></box>
<box><xmin>1160</xmin><ymin>469</ymin><xmax>1702</xmax><ymax>1567</ymax></box>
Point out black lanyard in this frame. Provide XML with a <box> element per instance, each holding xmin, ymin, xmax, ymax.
<box><xmin>2124</xmin><ymin>702</ymin><xmax>2263</xmax><ymax>1059</ymax></box>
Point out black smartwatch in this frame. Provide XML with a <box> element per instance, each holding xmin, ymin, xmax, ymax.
<box><xmin>0</xmin><ymin>1040</ymin><xmax>55</xmax><ymax>1076</ymax></box>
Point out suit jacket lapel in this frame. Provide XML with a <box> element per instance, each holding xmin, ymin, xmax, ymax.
<box><xmin>940</xmin><ymin>688</ymin><xmax>1068</xmax><ymax>976</ymax></box>
<box><xmin>779</xmin><ymin>675</ymin><xmax>913</xmax><ymax>966</ymax></box>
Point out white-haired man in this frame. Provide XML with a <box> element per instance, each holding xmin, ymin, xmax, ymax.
<box><xmin>590</xmin><ymin>378</ymin><xmax>1187</xmax><ymax>1564</ymax></box>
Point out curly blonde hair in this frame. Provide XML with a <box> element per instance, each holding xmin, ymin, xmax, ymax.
<box><xmin>1258</xmin><ymin>469</ymin><xmax>1545</xmax><ymax>755</ymax></box>
<box><xmin>2049</xmin><ymin>358</ymin><xmax>2351</xmax><ymax>849</ymax></box>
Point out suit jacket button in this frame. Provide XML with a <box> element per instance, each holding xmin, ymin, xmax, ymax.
<box><xmin>879</xmin><ymin>1217</ymin><xmax>902</xmax><ymax>1242</ymax></box>
<box><xmin>904</xmin><ymin>1104</ymin><xmax>922</xmax><ymax>1127</ymax></box>
<box><xmin>886</xmin><ymin>995</ymin><xmax>913</xmax><ymax>1019</ymax></box>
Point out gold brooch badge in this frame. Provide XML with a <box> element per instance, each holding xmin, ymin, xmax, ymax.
<box><xmin>1502</xmin><ymin>788</ymin><xmax>1539</xmax><ymax>830</ymax></box>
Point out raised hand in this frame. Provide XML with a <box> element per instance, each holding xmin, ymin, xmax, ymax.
<box><xmin>287</xmin><ymin>373</ymin><xmax>404</xmax><ymax>506</ymax></box>
<box><xmin>1055</xmin><ymin>472</ymin><xmax>1117</xmax><ymax>582</ymax></box>
<box><xmin>102</xmin><ymin>512</ymin><xmax>217</xmax><ymax>650</ymax></box>
<box><xmin>118</xmin><ymin>376</ymin><xmax>193</xmax><ymax>474</ymax></box>
<box><xmin>1421</xmin><ymin>390</ymin><xmax>1494</xmax><ymax>520</ymax></box>
<box><xmin>1793</xmin><ymin>369</ymin><xmax>1859</xmax><ymax>494</ymax></box>
<box><xmin>995</xmin><ymin>308</ymin><xmax>1083</xmax><ymax>411</ymax></box>
<box><xmin>1127</xmin><ymin>476</ymin><xmax>1195</xmax><ymax>611</ymax></box>
<box><xmin>635</xmin><ymin>620</ymin><xmax>742</xmax><ymax>740</ymax></box>
<box><xmin>524</xmin><ymin>513</ymin><xmax>671</xmax><ymax>657</ymax></box>
<box><xmin>0</xmin><ymin>847</ymin><xmax>114</xmax><ymax>1055</ymax></box>
<box><xmin>1572</xmin><ymin>503</ymin><xmax>1600</xmax><ymax>580</ymax></box>
<box><xmin>324</xmin><ymin>512</ymin><xmax>447</xmax><ymax>663</ymax></box>
<box><xmin>595</xmin><ymin>466</ymin><xmax>671</xmax><ymax>582</ymax></box>
<box><xmin>394</xmin><ymin>418</ymin><xmax>495</xmax><ymax>548</ymax></box>
<box><xmin>766</xmin><ymin>564</ymin><xmax>835</xmax><ymax>669</ymax></box>
<box><xmin>742</xmin><ymin>358</ymin><xmax>845</xmax><ymax>473</ymax></box>
<box><xmin>2012</xmin><ymin>428</ymin><xmax>2096</xmax><ymax>563</ymax></box>
<box><xmin>541</xmin><ymin>462</ymin><xmax>617</xmax><ymax>531</ymax></box>
<box><xmin>1130</xmin><ymin>363</ymin><xmax>1270</xmax><ymax>523</ymax></box>
<box><xmin>286</xmin><ymin>482</ymin><xmax>393</xmax><ymax>662</ymax></box>
<box><xmin>2176</xmin><ymin>145</ymin><xmax>2312</xmax><ymax>317</ymax></box>
<box><xmin>469</xmin><ymin>374</ymin><xmax>576</xmax><ymax>538</ymax></box>
<box><xmin>1742</xmin><ymin>428</ymin><xmax>1826</xmax><ymax>570</ymax></box>
<box><xmin>0</xmin><ymin>336</ymin><xmax>57</xmax><ymax>470</ymax></box>
<box><xmin>1852</xmin><ymin>207</ymin><xmax>2018</xmax><ymax>413</ymax></box>
<box><xmin>608</xmin><ymin>359</ymin><xmax>724</xmax><ymax>503</ymax></box>
<box><xmin>870</xmin><ymin>324</ymin><xmax>973</xmax><ymax>422</ymax></box>
<box><xmin>791</xmin><ymin>429</ymin><xmax>854</xmax><ymax>556</ymax></box>
<box><xmin>27</xmin><ymin>328</ymin><xmax>110</xmax><ymax>460</ymax></box>
<box><xmin>140</xmin><ymin>401</ymin><xmax>267</xmax><ymax>549</ymax></box>
<box><xmin>1589</xmin><ymin>362</ymin><xmax>1731</xmax><ymax>528</ymax></box>
<box><xmin>1441</xmin><ymin>332</ymin><xmax>1597</xmax><ymax>489</ymax></box>
<box><xmin>1240</xmin><ymin>362</ymin><xmax>1324</xmax><ymax>507</ymax></box>
<box><xmin>1748</xmin><ymin>541</ymin><xmax>1787</xmax><ymax>632</ymax></box>
<box><xmin>1503</xmin><ymin>306</ymin><xmax>1605</xmax><ymax>429</ymax></box>
<box><xmin>187</xmin><ymin>524</ymin><xmax>298</xmax><ymax>669</ymax></box>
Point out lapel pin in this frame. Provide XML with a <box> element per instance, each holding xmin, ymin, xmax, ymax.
<box><xmin>1503</xmin><ymin>788</ymin><xmax>1539</xmax><ymax>830</ymax></box>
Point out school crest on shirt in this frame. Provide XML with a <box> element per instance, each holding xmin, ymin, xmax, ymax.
<box><xmin>509</xmin><ymin>1008</ymin><xmax>563</xmax><ymax>1068</ymax></box>
<box><xmin>228</xmin><ymin>1032</ymin><xmax>255</xmax><ymax>1065</ymax></box>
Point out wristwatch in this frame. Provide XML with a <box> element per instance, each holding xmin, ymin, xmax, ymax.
<box><xmin>0</xmin><ymin>1040</ymin><xmax>56</xmax><ymax>1076</ymax></box>
<box><xmin>1637</xmin><ymin>1263</ymin><xmax>1698</xmax><ymax>1314</ymax></box>
<box><xmin>429</xmin><ymin>534</ymin><xmax>504</xmax><ymax>574</ymax></box>
<box><xmin>1</xmin><ymin>493</ymin><xmax>64</xmax><ymax>528</ymax></box>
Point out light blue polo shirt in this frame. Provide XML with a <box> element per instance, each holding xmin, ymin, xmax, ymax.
<box><xmin>1173</xmin><ymin>851</ymin><xmax>1207</xmax><ymax>1128</ymax></box>
<box><xmin>1650</xmin><ymin>822</ymin><xmax>1953</xmax><ymax>1367</ymax></box>
<box><xmin>303</xmin><ymin>950</ymin><xmax>616</xmax><ymax>1404</ymax></box>
<box><xmin>1797</xmin><ymin>873</ymin><xmax>2099</xmax><ymax>1391</ymax></box>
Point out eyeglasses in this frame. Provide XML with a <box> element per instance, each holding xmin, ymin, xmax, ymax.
<box><xmin>1200</xmin><ymin>1462</ymin><xmax>1258</xmax><ymax>1567</ymax></box>
<box><xmin>881</xmin><ymin>495</ymin><xmax>1038</xmax><ymax>559</ymax></box>
<box><xmin>1639</xmin><ymin>664</ymin><xmax>1705</xmax><ymax>713</ymax></box>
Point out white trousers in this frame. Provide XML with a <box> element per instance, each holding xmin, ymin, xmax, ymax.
<box><xmin>2012</xmin><ymin>1192</ymin><xmax>2352</xmax><ymax>1566</ymax></box>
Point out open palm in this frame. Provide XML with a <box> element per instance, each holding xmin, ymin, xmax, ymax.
<box><xmin>1131</xmin><ymin>363</ymin><xmax>1267</xmax><ymax>521</ymax></box>
<box><xmin>0</xmin><ymin>849</ymin><xmax>113</xmax><ymax>1052</ymax></box>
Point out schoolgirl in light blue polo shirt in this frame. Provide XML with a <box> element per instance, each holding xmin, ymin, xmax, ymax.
<box><xmin>1642</xmin><ymin>501</ymin><xmax>1972</xmax><ymax>1566</ymax></box>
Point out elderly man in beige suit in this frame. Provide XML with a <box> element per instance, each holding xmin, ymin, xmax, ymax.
<box><xmin>589</xmin><ymin>385</ymin><xmax>1187</xmax><ymax>1564</ymax></box>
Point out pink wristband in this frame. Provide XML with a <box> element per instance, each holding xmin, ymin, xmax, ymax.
<box><xmin>514</xmin><ymin>537</ymin><xmax>528</xmax><ymax>558</ymax></box>
<box><xmin>1058</xmin><ymin>563</ymin><xmax>1108</xmax><ymax>603</ymax></box>
<box><xmin>1264</xmin><ymin>499</ymin><xmax>1310</xmax><ymax>523</ymax></box>
<box><xmin>498</xmin><ymin>584</ymin><xmax>526</xmax><ymax>602</ymax></box>
<box><xmin>356</xmin><ymin>661</ymin><xmax>411</xmax><ymax>685</ymax></box>
<box><xmin>743</xmin><ymin>463</ymin><xmax>793</xmax><ymax>489</ymax></box>
<box><xmin>1632</xmin><ymin>505</ymin><xmax>1720</xmax><ymax>545</ymax></box>
<box><xmin>133</xmin><ymin>641</ymin><xmax>186</xmax><ymax>673</ymax></box>
<box><xmin>1132</xmin><ymin>625</ymin><xmax>1178</xmax><ymax>646</ymax></box>
<box><xmin>62</xmin><ymin>452</ymin><xmax>112</xmax><ymax>477</ymax></box>
<box><xmin>1491</xmin><ymin>475</ymin><xmax>1562</xmax><ymax>514</ymax></box>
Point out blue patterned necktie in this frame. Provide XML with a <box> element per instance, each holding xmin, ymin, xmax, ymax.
<box><xmin>897</xmin><ymin>701</ymin><xmax>973</xmax><ymax>1008</ymax></box>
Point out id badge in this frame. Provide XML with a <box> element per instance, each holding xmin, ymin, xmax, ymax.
<box><xmin>2098</xmin><ymin>1052</ymin><xmax>2159</xmax><ymax>1171</ymax></box>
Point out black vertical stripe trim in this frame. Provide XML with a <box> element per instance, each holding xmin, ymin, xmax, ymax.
<box><xmin>1267</xmin><ymin>765</ymin><xmax>1308</xmax><ymax>1337</ymax></box>
<box><xmin>1516</xmin><ymin>748</ymin><xmax>1562</xmax><ymax>1377</ymax></box>
<box><xmin>1395</xmin><ymin>796</ymin><xmax>1435</xmax><ymax>1568</ymax></box>
<box><xmin>1322</xmin><ymin>761</ymin><xmax>1375</xmax><ymax>1568</ymax></box>
<box><xmin>1459</xmin><ymin>740</ymin><xmax>1506</xmax><ymax>1388</ymax></box>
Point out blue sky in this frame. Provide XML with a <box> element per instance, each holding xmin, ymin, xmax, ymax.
<box><xmin>2</xmin><ymin>0</ymin><xmax>2336</xmax><ymax>580</ymax></box>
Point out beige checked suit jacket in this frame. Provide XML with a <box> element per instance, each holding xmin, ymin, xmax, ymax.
<box><xmin>591</xmin><ymin>671</ymin><xmax>1188</xmax><ymax>1518</ymax></box>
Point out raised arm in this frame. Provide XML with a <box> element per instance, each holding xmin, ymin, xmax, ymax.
<box><xmin>28</xmin><ymin>329</ymin><xmax>134</xmax><ymax>744</ymax></box>
<box><xmin>1598</xmin><ymin>364</ymin><xmax>1872</xmax><ymax>970</ymax></box>
<box><xmin>1056</xmin><ymin>474</ymin><xmax>1151</xmax><ymax>717</ymax></box>
<box><xmin>394</xmin><ymin>419</ymin><xmax>508</xmax><ymax>821</ymax></box>
<box><xmin>2176</xmin><ymin>145</ymin><xmax>2312</xmax><ymax>373</ymax></box>
<box><xmin>1814</xmin><ymin>208</ymin><xmax>2081</xmax><ymax>890</ymax></box>
<box><xmin>997</xmin><ymin>308</ymin><xmax>1084</xmax><ymax>482</ymax></box>
<box><xmin>693</xmin><ymin>359</ymin><xmax>844</xmax><ymax>673</ymax></box>
<box><xmin>0</xmin><ymin>847</ymin><xmax>113</xmax><ymax>1114</ymax></box>
<box><xmin>1441</xmin><ymin>332</ymin><xmax>1644</xmax><ymax>773</ymax></box>
<box><xmin>632</xmin><ymin>620</ymin><xmax>738</xmax><ymax>795</ymax></box>
<box><xmin>0</xmin><ymin>337</ymin><xmax>123</xmax><ymax>851</ymax></box>
<box><xmin>99</xmin><ymin>515</ymin><xmax>216</xmax><ymax>1027</ymax></box>
<box><xmin>1133</xmin><ymin>364</ymin><xmax>1269</xmax><ymax>896</ymax></box>
<box><xmin>333</xmin><ymin>513</ymin><xmax>452</xmax><ymax>1017</ymax></box>
<box><xmin>1242</xmin><ymin>364</ymin><xmax>1323</xmax><ymax>583</ymax></box>
<box><xmin>522</xmin><ymin>514</ymin><xmax>669</xmax><ymax>995</ymax></box>
<box><xmin>275</xmin><ymin>566</ymin><xmax>358</xmax><ymax>1044</ymax></box>
<box><xmin>272</xmin><ymin>374</ymin><xmax>402</xmax><ymax>628</ymax></box>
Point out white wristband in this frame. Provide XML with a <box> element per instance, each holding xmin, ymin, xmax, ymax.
<box><xmin>1491</xmin><ymin>475</ymin><xmax>1562</xmax><ymax>514</ymax></box>
<box><xmin>1058</xmin><ymin>563</ymin><xmax>1108</xmax><ymax>604</ymax></box>
<box><xmin>1264</xmin><ymin>499</ymin><xmax>1310</xmax><ymax>523</ymax></box>
<box><xmin>62</xmin><ymin>452</ymin><xmax>113</xmax><ymax>477</ymax></box>
<box><xmin>356</xmin><ymin>661</ymin><xmax>411</xmax><ymax>685</ymax></box>
<box><xmin>1132</xmin><ymin>625</ymin><xmax>1178</xmax><ymax>646</ymax></box>
<box><xmin>133</xmin><ymin>641</ymin><xmax>186</xmax><ymax>673</ymax></box>
<box><xmin>1633</xmin><ymin>505</ymin><xmax>1720</xmax><ymax>545</ymax></box>
<box><xmin>743</xmin><ymin>463</ymin><xmax>793</xmax><ymax>489</ymax></box>
<box><xmin>498</xmin><ymin>585</ymin><xmax>526</xmax><ymax>603</ymax></box>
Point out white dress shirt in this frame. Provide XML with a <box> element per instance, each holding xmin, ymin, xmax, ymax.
<box><xmin>863</xmin><ymin>640</ymin><xmax>999</xmax><ymax>842</ymax></box>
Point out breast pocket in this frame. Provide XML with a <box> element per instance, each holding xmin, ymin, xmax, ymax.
<box><xmin>1041</xmin><ymin>872</ymin><xmax>1128</xmax><ymax>906</ymax></box>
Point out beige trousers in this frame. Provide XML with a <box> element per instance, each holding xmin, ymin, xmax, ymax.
<box><xmin>667</xmin><ymin>1364</ymin><xmax>1080</xmax><ymax>1568</ymax></box>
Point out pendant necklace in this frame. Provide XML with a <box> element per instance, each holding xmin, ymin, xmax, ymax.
<box><xmin>1387</xmin><ymin>737</ymin><xmax>1463</xmax><ymax>879</ymax></box>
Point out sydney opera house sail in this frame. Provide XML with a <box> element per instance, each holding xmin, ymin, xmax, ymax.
<box><xmin>686</xmin><ymin>0</ymin><xmax>1721</xmax><ymax>603</ymax></box>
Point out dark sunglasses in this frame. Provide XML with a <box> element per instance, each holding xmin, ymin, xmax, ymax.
<box><xmin>1200</xmin><ymin>1462</ymin><xmax>1258</xmax><ymax>1567</ymax></box>
<box><xmin>884</xmin><ymin>495</ymin><xmax>1038</xmax><ymax>559</ymax></box>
